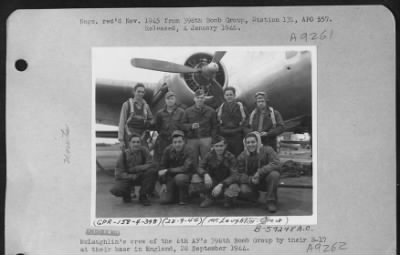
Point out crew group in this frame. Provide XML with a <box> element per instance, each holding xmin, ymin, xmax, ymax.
<box><xmin>109</xmin><ymin>83</ymin><xmax>285</xmax><ymax>213</ymax></box>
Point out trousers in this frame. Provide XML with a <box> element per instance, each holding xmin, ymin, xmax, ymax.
<box><xmin>159</xmin><ymin>173</ymin><xmax>191</xmax><ymax>204</ymax></box>
<box><xmin>186</xmin><ymin>137</ymin><xmax>212</xmax><ymax>168</ymax></box>
<box><xmin>110</xmin><ymin>169</ymin><xmax>157</xmax><ymax>199</ymax></box>
<box><xmin>153</xmin><ymin>135</ymin><xmax>171</xmax><ymax>163</ymax></box>
<box><xmin>238</xmin><ymin>171</ymin><xmax>280</xmax><ymax>201</ymax></box>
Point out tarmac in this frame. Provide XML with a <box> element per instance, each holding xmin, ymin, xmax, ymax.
<box><xmin>95</xmin><ymin>144</ymin><xmax>313</xmax><ymax>218</ymax></box>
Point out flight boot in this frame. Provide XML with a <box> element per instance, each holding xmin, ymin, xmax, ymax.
<box><xmin>223</xmin><ymin>197</ymin><xmax>235</xmax><ymax>208</ymax></box>
<box><xmin>139</xmin><ymin>194</ymin><xmax>151</xmax><ymax>206</ymax></box>
<box><xmin>266</xmin><ymin>200</ymin><xmax>277</xmax><ymax>213</ymax></box>
<box><xmin>200</xmin><ymin>196</ymin><xmax>214</xmax><ymax>208</ymax></box>
<box><xmin>122</xmin><ymin>195</ymin><xmax>132</xmax><ymax>203</ymax></box>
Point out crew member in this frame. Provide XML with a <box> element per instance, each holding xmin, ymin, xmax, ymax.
<box><xmin>195</xmin><ymin>136</ymin><xmax>240</xmax><ymax>208</ymax></box>
<box><xmin>158</xmin><ymin>130</ymin><xmax>195</xmax><ymax>205</ymax></box>
<box><xmin>246</xmin><ymin>92</ymin><xmax>284</xmax><ymax>151</ymax></box>
<box><xmin>236</xmin><ymin>132</ymin><xmax>281</xmax><ymax>213</ymax></box>
<box><xmin>217</xmin><ymin>87</ymin><xmax>246</xmax><ymax>156</ymax></box>
<box><xmin>118</xmin><ymin>83</ymin><xmax>153</xmax><ymax>149</ymax></box>
<box><xmin>110</xmin><ymin>133</ymin><xmax>157</xmax><ymax>205</ymax></box>
<box><xmin>152</xmin><ymin>91</ymin><xmax>185</xmax><ymax>163</ymax></box>
<box><xmin>182</xmin><ymin>89</ymin><xmax>217</xmax><ymax>167</ymax></box>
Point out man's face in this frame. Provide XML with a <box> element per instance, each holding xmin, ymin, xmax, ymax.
<box><xmin>172</xmin><ymin>136</ymin><xmax>185</xmax><ymax>151</ymax></box>
<box><xmin>224</xmin><ymin>90</ymin><xmax>235</xmax><ymax>102</ymax></box>
<box><xmin>134</xmin><ymin>87</ymin><xmax>145</xmax><ymax>99</ymax></box>
<box><xmin>129</xmin><ymin>137</ymin><xmax>141</xmax><ymax>150</ymax></box>
<box><xmin>213</xmin><ymin>141</ymin><xmax>226</xmax><ymax>156</ymax></box>
<box><xmin>165</xmin><ymin>96</ymin><xmax>176</xmax><ymax>107</ymax></box>
<box><xmin>256</xmin><ymin>97</ymin><xmax>266</xmax><ymax>109</ymax></box>
<box><xmin>194</xmin><ymin>95</ymin><xmax>205</xmax><ymax>107</ymax></box>
<box><xmin>246</xmin><ymin>137</ymin><xmax>258</xmax><ymax>153</ymax></box>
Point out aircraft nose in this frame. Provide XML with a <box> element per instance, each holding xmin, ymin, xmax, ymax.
<box><xmin>208</xmin><ymin>62</ymin><xmax>219</xmax><ymax>72</ymax></box>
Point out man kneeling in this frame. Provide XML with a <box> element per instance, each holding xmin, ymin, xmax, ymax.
<box><xmin>196</xmin><ymin>136</ymin><xmax>240</xmax><ymax>208</ymax></box>
<box><xmin>110</xmin><ymin>133</ymin><xmax>157</xmax><ymax>206</ymax></box>
<box><xmin>158</xmin><ymin>130</ymin><xmax>195</xmax><ymax>205</ymax></box>
<box><xmin>237</xmin><ymin>132</ymin><xmax>280</xmax><ymax>213</ymax></box>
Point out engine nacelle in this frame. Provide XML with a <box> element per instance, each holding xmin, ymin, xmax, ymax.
<box><xmin>166</xmin><ymin>52</ymin><xmax>228</xmax><ymax>108</ymax></box>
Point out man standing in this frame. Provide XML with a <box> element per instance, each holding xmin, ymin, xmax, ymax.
<box><xmin>182</xmin><ymin>89</ymin><xmax>217</xmax><ymax>167</ymax></box>
<box><xmin>110</xmin><ymin>133</ymin><xmax>157</xmax><ymax>206</ymax></box>
<box><xmin>158</xmin><ymin>130</ymin><xmax>195</xmax><ymax>205</ymax></box>
<box><xmin>247</xmin><ymin>92</ymin><xmax>284</xmax><ymax>151</ymax></box>
<box><xmin>196</xmin><ymin>136</ymin><xmax>240</xmax><ymax>208</ymax></box>
<box><xmin>152</xmin><ymin>91</ymin><xmax>185</xmax><ymax>163</ymax></box>
<box><xmin>118</xmin><ymin>83</ymin><xmax>153</xmax><ymax>149</ymax></box>
<box><xmin>236</xmin><ymin>132</ymin><xmax>281</xmax><ymax>213</ymax></box>
<box><xmin>217</xmin><ymin>87</ymin><xmax>246</xmax><ymax>156</ymax></box>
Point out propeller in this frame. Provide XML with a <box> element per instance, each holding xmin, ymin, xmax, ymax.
<box><xmin>131</xmin><ymin>51</ymin><xmax>226</xmax><ymax>74</ymax></box>
<box><xmin>131</xmin><ymin>58</ymin><xmax>200</xmax><ymax>73</ymax></box>
<box><xmin>131</xmin><ymin>51</ymin><xmax>227</xmax><ymax>106</ymax></box>
<box><xmin>211</xmin><ymin>51</ymin><xmax>226</xmax><ymax>63</ymax></box>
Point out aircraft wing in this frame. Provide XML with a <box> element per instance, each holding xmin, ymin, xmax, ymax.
<box><xmin>96</xmin><ymin>78</ymin><xmax>162</xmax><ymax>126</ymax></box>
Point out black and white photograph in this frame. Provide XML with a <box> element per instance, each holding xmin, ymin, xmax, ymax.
<box><xmin>93</xmin><ymin>47</ymin><xmax>317</xmax><ymax>223</ymax></box>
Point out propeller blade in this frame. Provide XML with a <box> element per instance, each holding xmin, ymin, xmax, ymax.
<box><xmin>285</xmin><ymin>51</ymin><xmax>299</xmax><ymax>60</ymax></box>
<box><xmin>211</xmin><ymin>51</ymin><xmax>226</xmax><ymax>63</ymax></box>
<box><xmin>131</xmin><ymin>58</ymin><xmax>200</xmax><ymax>73</ymax></box>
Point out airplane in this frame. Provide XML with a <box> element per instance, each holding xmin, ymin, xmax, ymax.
<box><xmin>95</xmin><ymin>48</ymin><xmax>313</xmax><ymax>139</ymax></box>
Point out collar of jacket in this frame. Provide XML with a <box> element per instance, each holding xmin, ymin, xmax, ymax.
<box><xmin>210</xmin><ymin>148</ymin><xmax>229</xmax><ymax>161</ymax></box>
<box><xmin>170</xmin><ymin>144</ymin><xmax>187</xmax><ymax>156</ymax></box>
<box><xmin>163</xmin><ymin>105</ymin><xmax>177</xmax><ymax>113</ymax></box>
<box><xmin>192</xmin><ymin>104</ymin><xmax>207</xmax><ymax>112</ymax></box>
<box><xmin>222</xmin><ymin>101</ymin><xmax>237</xmax><ymax>112</ymax></box>
<box><xmin>256</xmin><ymin>106</ymin><xmax>271</xmax><ymax>115</ymax></box>
<box><xmin>131</xmin><ymin>97</ymin><xmax>145</xmax><ymax>106</ymax></box>
<box><xmin>126</xmin><ymin>147</ymin><xmax>143</xmax><ymax>155</ymax></box>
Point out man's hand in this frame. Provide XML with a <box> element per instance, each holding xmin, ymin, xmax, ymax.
<box><xmin>204</xmin><ymin>174</ymin><xmax>213</xmax><ymax>188</ymax></box>
<box><xmin>119</xmin><ymin>141</ymin><xmax>125</xmax><ymax>150</ymax></box>
<box><xmin>130</xmin><ymin>174</ymin><xmax>137</xmax><ymax>181</ymax></box>
<box><xmin>159</xmin><ymin>184</ymin><xmax>167</xmax><ymax>194</ymax></box>
<box><xmin>158</xmin><ymin>169</ymin><xmax>168</xmax><ymax>177</ymax></box>
<box><xmin>211</xmin><ymin>184</ymin><xmax>223</xmax><ymax>197</ymax></box>
<box><xmin>251</xmin><ymin>172</ymin><xmax>260</xmax><ymax>184</ymax></box>
<box><xmin>192</xmin><ymin>123</ymin><xmax>200</xmax><ymax>129</ymax></box>
<box><xmin>260</xmin><ymin>131</ymin><xmax>268</xmax><ymax>136</ymax></box>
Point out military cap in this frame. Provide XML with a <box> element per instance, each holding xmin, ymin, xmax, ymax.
<box><xmin>194</xmin><ymin>89</ymin><xmax>205</xmax><ymax>97</ymax></box>
<box><xmin>171</xmin><ymin>130</ymin><xmax>185</xmax><ymax>138</ymax></box>
<box><xmin>165</xmin><ymin>91</ymin><xmax>176</xmax><ymax>99</ymax></box>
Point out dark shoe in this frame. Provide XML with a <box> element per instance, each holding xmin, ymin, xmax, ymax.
<box><xmin>178</xmin><ymin>200</ymin><xmax>187</xmax><ymax>206</ymax></box>
<box><xmin>178</xmin><ymin>190</ymin><xmax>189</xmax><ymax>205</ymax></box>
<box><xmin>122</xmin><ymin>195</ymin><xmax>132</xmax><ymax>203</ymax></box>
<box><xmin>223</xmin><ymin>198</ymin><xmax>234</xmax><ymax>208</ymax></box>
<box><xmin>200</xmin><ymin>197</ymin><xmax>214</xmax><ymax>208</ymax></box>
<box><xmin>266</xmin><ymin>200</ymin><xmax>277</xmax><ymax>213</ymax></box>
<box><xmin>139</xmin><ymin>195</ymin><xmax>151</xmax><ymax>206</ymax></box>
<box><xmin>160</xmin><ymin>199</ymin><xmax>175</xmax><ymax>205</ymax></box>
